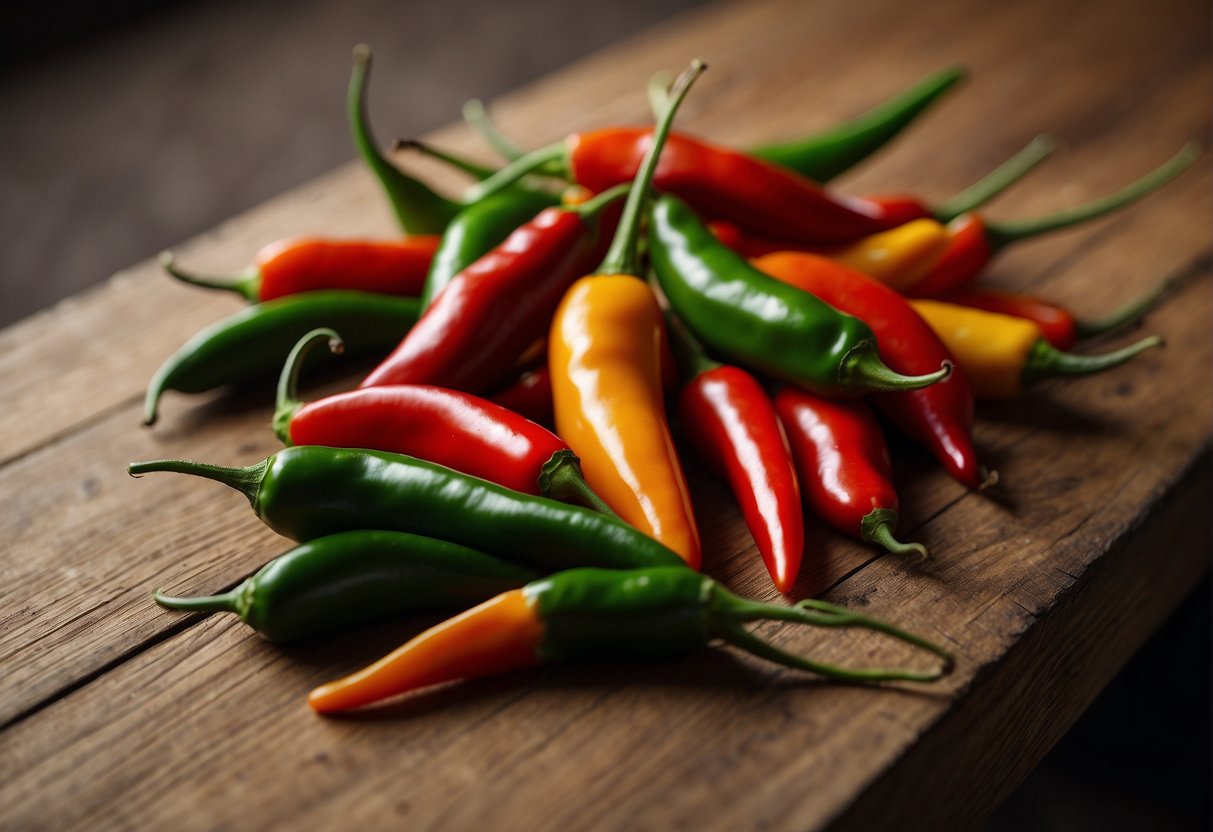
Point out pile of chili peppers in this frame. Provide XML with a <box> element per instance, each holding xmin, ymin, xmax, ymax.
<box><xmin>131</xmin><ymin>47</ymin><xmax>1196</xmax><ymax>715</ymax></box>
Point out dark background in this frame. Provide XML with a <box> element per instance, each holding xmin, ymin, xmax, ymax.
<box><xmin>0</xmin><ymin>1</ymin><xmax>1207</xmax><ymax>827</ymax></box>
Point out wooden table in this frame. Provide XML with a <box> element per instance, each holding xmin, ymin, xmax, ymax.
<box><xmin>2</xmin><ymin>0</ymin><xmax>1208</xmax><ymax>827</ymax></box>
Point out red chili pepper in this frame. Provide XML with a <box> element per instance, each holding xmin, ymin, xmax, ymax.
<box><xmin>774</xmin><ymin>388</ymin><xmax>926</xmax><ymax>561</ymax></box>
<box><xmin>936</xmin><ymin>276</ymin><xmax>1180</xmax><ymax>351</ymax></box>
<box><xmin>160</xmin><ymin>236</ymin><xmax>440</xmax><ymax>303</ymax></box>
<box><xmin>359</xmin><ymin>185</ymin><xmax>627</xmax><ymax>393</ymax></box>
<box><xmin>752</xmin><ymin>251</ymin><xmax>989</xmax><ymax>491</ymax></box>
<box><xmin>489</xmin><ymin>363</ymin><xmax>554</xmax><ymax>427</ymax></box>
<box><xmin>273</xmin><ymin>330</ymin><xmax>611</xmax><ymax>513</ymax></box>
<box><xmin>909</xmin><ymin>144</ymin><xmax>1199</xmax><ymax>297</ymax></box>
<box><xmin>667</xmin><ymin>317</ymin><xmax>803</xmax><ymax>593</ymax></box>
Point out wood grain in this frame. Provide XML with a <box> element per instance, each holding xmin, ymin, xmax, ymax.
<box><xmin>0</xmin><ymin>0</ymin><xmax>1209</xmax><ymax>827</ymax></box>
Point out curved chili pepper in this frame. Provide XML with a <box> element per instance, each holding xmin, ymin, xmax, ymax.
<box><xmin>159</xmin><ymin>237</ymin><xmax>439</xmax><ymax>303</ymax></box>
<box><xmin>648</xmin><ymin>194</ymin><xmax>950</xmax><ymax>397</ymax></box>
<box><xmin>909</xmin><ymin>300</ymin><xmax>1163</xmax><ymax>398</ymax></box>
<box><xmin>143</xmin><ymin>290</ymin><xmax>419</xmax><ymax>426</ymax></box>
<box><xmin>489</xmin><ymin>363</ymin><xmax>554</xmax><ymax>427</ymax></box>
<box><xmin>751</xmin><ymin>251</ymin><xmax>986</xmax><ymax>490</ymax></box>
<box><xmin>153</xmin><ymin>530</ymin><xmax>540</xmax><ymax>643</ymax></box>
<box><xmin>273</xmin><ymin>329</ymin><xmax>612</xmax><ymax>513</ymax></box>
<box><xmin>667</xmin><ymin>317</ymin><xmax>803</xmax><ymax>593</ymax></box>
<box><xmin>309</xmin><ymin>566</ymin><xmax>953</xmax><ymax>712</ymax></box>
<box><xmin>349</xmin><ymin>45</ymin><xmax>460</xmax><ymax>234</ymax></box>
<box><xmin>549</xmin><ymin>62</ymin><xmax>705</xmax><ymax>567</ymax></box>
<box><xmin>128</xmin><ymin>446</ymin><xmax>687</xmax><ymax>572</ymax></box>
<box><xmin>935</xmin><ymin>275</ymin><xmax>1180</xmax><ymax>351</ymax></box>
<box><xmin>776</xmin><ymin>388</ymin><xmax>926</xmax><ymax>560</ymax></box>
<box><xmin>908</xmin><ymin>144</ymin><xmax>1200</xmax><ymax>296</ymax></box>
<box><xmin>360</xmin><ymin>184</ymin><xmax>626</xmax><ymax>394</ymax></box>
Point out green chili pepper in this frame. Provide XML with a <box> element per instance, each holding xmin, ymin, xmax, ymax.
<box><xmin>308</xmin><ymin>566</ymin><xmax>955</xmax><ymax>713</ymax></box>
<box><xmin>647</xmin><ymin>194</ymin><xmax>950</xmax><ymax>396</ymax></box>
<box><xmin>128</xmin><ymin>446</ymin><xmax>687</xmax><ymax>572</ymax></box>
<box><xmin>153</xmin><ymin>530</ymin><xmax>540</xmax><ymax>643</ymax></box>
<box><xmin>143</xmin><ymin>291</ymin><xmax>419</xmax><ymax>426</ymax></box>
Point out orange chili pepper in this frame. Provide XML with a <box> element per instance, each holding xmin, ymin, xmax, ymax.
<box><xmin>549</xmin><ymin>62</ymin><xmax>706</xmax><ymax>567</ymax></box>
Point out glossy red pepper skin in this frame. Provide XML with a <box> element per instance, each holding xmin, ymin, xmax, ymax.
<box><xmin>568</xmin><ymin>129</ymin><xmax>928</xmax><ymax>245</ymax></box>
<box><xmin>753</xmin><ymin>252</ymin><xmax>985</xmax><ymax>490</ymax></box>
<box><xmin>936</xmin><ymin>288</ymin><xmax>1077</xmax><ymax>350</ymax></box>
<box><xmin>257</xmin><ymin>237</ymin><xmax>439</xmax><ymax>301</ymax></box>
<box><xmin>905</xmin><ymin>214</ymin><xmax>992</xmax><ymax>297</ymax></box>
<box><xmin>360</xmin><ymin>207</ymin><xmax>602</xmax><ymax>393</ymax></box>
<box><xmin>775</xmin><ymin>389</ymin><xmax>920</xmax><ymax>558</ymax></box>
<box><xmin>490</xmin><ymin>364</ymin><xmax>555</xmax><ymax>428</ymax></box>
<box><xmin>679</xmin><ymin>365</ymin><xmax>803</xmax><ymax>594</ymax></box>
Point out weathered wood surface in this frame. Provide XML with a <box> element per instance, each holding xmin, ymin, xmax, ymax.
<box><xmin>0</xmin><ymin>0</ymin><xmax>1209</xmax><ymax>828</ymax></box>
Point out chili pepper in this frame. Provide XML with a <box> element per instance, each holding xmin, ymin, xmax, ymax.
<box><xmin>666</xmin><ymin>316</ymin><xmax>803</xmax><ymax>592</ymax></box>
<box><xmin>935</xmin><ymin>275</ymin><xmax>1180</xmax><ymax>351</ymax></box>
<box><xmin>159</xmin><ymin>236</ymin><xmax>438</xmax><ymax>303</ymax></box>
<box><xmin>489</xmin><ymin>363</ymin><xmax>554</xmax><ymax>427</ymax></box>
<box><xmin>128</xmin><ymin>446</ymin><xmax>687</xmax><ymax>572</ymax></box>
<box><xmin>549</xmin><ymin>61</ymin><xmax>706</xmax><ymax>567</ymax></box>
<box><xmin>273</xmin><ymin>329</ymin><xmax>612</xmax><ymax>513</ymax></box>
<box><xmin>648</xmin><ymin>194</ymin><xmax>950</xmax><ymax>397</ymax></box>
<box><xmin>308</xmin><ymin>566</ymin><xmax>954</xmax><ymax>712</ymax></box>
<box><xmin>153</xmin><ymin>530</ymin><xmax>540</xmax><ymax>643</ymax></box>
<box><xmin>775</xmin><ymin>388</ymin><xmax>926</xmax><ymax>560</ymax></box>
<box><xmin>751</xmin><ymin>251</ymin><xmax>986</xmax><ymax>490</ymax></box>
<box><xmin>143</xmin><ymin>290</ymin><xmax>418</xmax><ymax>426</ymax></box>
<box><xmin>349</xmin><ymin>45</ymin><xmax>460</xmax><ymax>234</ymax></box>
<box><xmin>909</xmin><ymin>299</ymin><xmax>1163</xmax><ymax>398</ymax></box>
<box><xmin>749</xmin><ymin>67</ymin><xmax>966</xmax><ymax>182</ymax></box>
<box><xmin>908</xmin><ymin>144</ymin><xmax>1200</xmax><ymax>297</ymax></box>
<box><xmin>359</xmin><ymin>183</ymin><xmax>627</xmax><ymax>393</ymax></box>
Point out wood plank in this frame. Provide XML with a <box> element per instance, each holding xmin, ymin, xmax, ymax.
<box><xmin>1</xmin><ymin>0</ymin><xmax>1209</xmax><ymax>826</ymax></box>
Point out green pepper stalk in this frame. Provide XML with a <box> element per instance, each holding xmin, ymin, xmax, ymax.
<box><xmin>153</xmin><ymin>530</ymin><xmax>540</xmax><ymax>643</ymax></box>
<box><xmin>128</xmin><ymin>446</ymin><xmax>687</xmax><ymax>572</ymax></box>
<box><xmin>308</xmin><ymin>566</ymin><xmax>955</xmax><ymax>713</ymax></box>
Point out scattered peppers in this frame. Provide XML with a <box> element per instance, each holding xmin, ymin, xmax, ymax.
<box><xmin>308</xmin><ymin>566</ymin><xmax>954</xmax><ymax>713</ymax></box>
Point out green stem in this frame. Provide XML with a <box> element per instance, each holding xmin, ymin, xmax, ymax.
<box><xmin>751</xmin><ymin>66</ymin><xmax>967</xmax><ymax>182</ymax></box>
<box><xmin>538</xmin><ymin>450</ymin><xmax>618</xmax><ymax>516</ymax></box>
<box><xmin>646</xmin><ymin>70</ymin><xmax>674</xmax><ymax>119</ymax></box>
<box><xmin>394</xmin><ymin>139</ymin><xmax>499</xmax><ymax>181</ymax></box>
<box><xmin>1073</xmin><ymin>275</ymin><xmax>1183</xmax><ymax>342</ymax></box>
<box><xmin>840</xmin><ymin>343</ymin><xmax>952</xmax><ymax>394</ymax></box>
<box><xmin>159</xmin><ymin>251</ymin><xmax>259</xmax><ymax>301</ymax></box>
<box><xmin>860</xmin><ymin>508</ymin><xmax>928</xmax><ymax>562</ymax></box>
<box><xmin>934</xmin><ymin>134</ymin><xmax>1057</xmax><ymax>222</ymax></box>
<box><xmin>463</xmin><ymin>98</ymin><xmax>527</xmax><ymax>162</ymax></box>
<box><xmin>348</xmin><ymin>44</ymin><xmax>460</xmax><ymax>234</ymax></box>
<box><xmin>598</xmin><ymin>59</ymin><xmax>708</xmax><ymax>277</ymax></box>
<box><xmin>153</xmin><ymin>587</ymin><xmax>241</xmax><ymax>615</ymax></box>
<box><xmin>127</xmin><ymin>458</ymin><xmax>267</xmax><ymax>508</ymax></box>
<box><xmin>985</xmin><ymin>143</ymin><xmax>1201</xmax><ymax>250</ymax></box>
<box><xmin>566</xmin><ymin>183</ymin><xmax>630</xmax><ymax>220</ymax></box>
<box><xmin>272</xmin><ymin>329</ymin><xmax>344</xmax><ymax>444</ymax></box>
<box><xmin>461</xmin><ymin>144</ymin><xmax>567</xmax><ymax>204</ymax></box>
<box><xmin>1022</xmin><ymin>335</ymin><xmax>1163</xmax><ymax>387</ymax></box>
<box><xmin>709</xmin><ymin>587</ymin><xmax>953</xmax><ymax>683</ymax></box>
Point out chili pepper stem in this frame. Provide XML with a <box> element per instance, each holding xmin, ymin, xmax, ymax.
<box><xmin>159</xmin><ymin>251</ymin><xmax>259</xmax><ymax>301</ymax></box>
<box><xmin>538</xmin><ymin>450</ymin><xmax>618</xmax><ymax>517</ymax></box>
<box><xmin>841</xmin><ymin>345</ymin><xmax>952</xmax><ymax>394</ymax></box>
<box><xmin>934</xmin><ymin>134</ymin><xmax>1057</xmax><ymax>222</ymax></box>
<box><xmin>985</xmin><ymin>143</ymin><xmax>1201</xmax><ymax>250</ymax></box>
<box><xmin>860</xmin><ymin>508</ymin><xmax>928</xmax><ymax>562</ymax></box>
<box><xmin>272</xmin><ymin>328</ymin><xmax>345</xmax><ymax>444</ymax></box>
<box><xmin>646</xmin><ymin>70</ymin><xmax>674</xmax><ymax>118</ymax></box>
<box><xmin>349</xmin><ymin>44</ymin><xmax>459</xmax><ymax>234</ymax></box>
<box><xmin>566</xmin><ymin>183</ymin><xmax>631</xmax><ymax>219</ymax></box>
<box><xmin>1023</xmin><ymin>334</ymin><xmax>1164</xmax><ymax>386</ymax></box>
<box><xmin>128</xmin><ymin>459</ymin><xmax>267</xmax><ymax>508</ymax></box>
<box><xmin>708</xmin><ymin>587</ymin><xmax>953</xmax><ymax>682</ymax></box>
<box><xmin>1073</xmin><ymin>275</ymin><xmax>1183</xmax><ymax>342</ymax></box>
<box><xmin>462</xmin><ymin>144</ymin><xmax>568</xmax><ymax>203</ymax></box>
<box><xmin>154</xmin><ymin>585</ymin><xmax>249</xmax><ymax>618</ymax></box>
<box><xmin>597</xmin><ymin>60</ymin><xmax>708</xmax><ymax>277</ymax></box>
<box><xmin>393</xmin><ymin>139</ymin><xmax>498</xmax><ymax>181</ymax></box>
<box><xmin>463</xmin><ymin>98</ymin><xmax>526</xmax><ymax>162</ymax></box>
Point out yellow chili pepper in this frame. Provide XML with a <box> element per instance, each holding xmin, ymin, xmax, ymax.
<box><xmin>549</xmin><ymin>62</ymin><xmax>705</xmax><ymax>568</ymax></box>
<box><xmin>910</xmin><ymin>299</ymin><xmax>1163</xmax><ymax>398</ymax></box>
<box><xmin>824</xmin><ymin>218</ymin><xmax>951</xmax><ymax>291</ymax></box>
